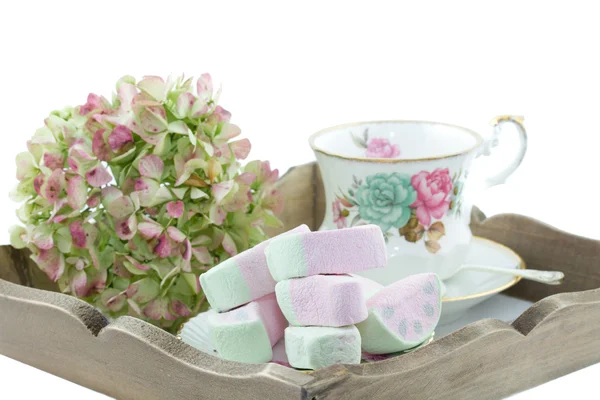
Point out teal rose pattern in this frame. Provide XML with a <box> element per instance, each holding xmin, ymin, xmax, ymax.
<box><xmin>354</xmin><ymin>173</ymin><xmax>416</xmax><ymax>232</ymax></box>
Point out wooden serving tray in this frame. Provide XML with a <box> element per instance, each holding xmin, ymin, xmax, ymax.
<box><xmin>1</xmin><ymin>162</ymin><xmax>599</xmax><ymax>400</ymax></box>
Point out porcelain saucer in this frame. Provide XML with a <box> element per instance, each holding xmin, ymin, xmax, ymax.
<box><xmin>439</xmin><ymin>236</ymin><xmax>525</xmax><ymax>325</ymax></box>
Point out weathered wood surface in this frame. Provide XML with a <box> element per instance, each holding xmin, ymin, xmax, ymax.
<box><xmin>0</xmin><ymin>279</ymin><xmax>312</xmax><ymax>400</ymax></box>
<box><xmin>1</xmin><ymin>161</ymin><xmax>600</xmax><ymax>400</ymax></box>
<box><xmin>0</xmin><ymin>245</ymin><xmax>58</xmax><ymax>291</ymax></box>
<box><xmin>1</xmin><ymin>278</ymin><xmax>599</xmax><ymax>400</ymax></box>
<box><xmin>470</xmin><ymin>208</ymin><xmax>600</xmax><ymax>302</ymax></box>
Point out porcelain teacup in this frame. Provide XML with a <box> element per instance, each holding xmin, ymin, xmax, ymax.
<box><xmin>309</xmin><ymin>116</ymin><xmax>527</xmax><ymax>284</ymax></box>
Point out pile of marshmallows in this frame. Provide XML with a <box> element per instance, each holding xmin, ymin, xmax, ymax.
<box><xmin>198</xmin><ymin>224</ymin><xmax>442</xmax><ymax>370</ymax></box>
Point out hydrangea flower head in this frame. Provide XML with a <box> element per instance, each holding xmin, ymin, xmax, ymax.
<box><xmin>10</xmin><ymin>74</ymin><xmax>283</xmax><ymax>332</ymax></box>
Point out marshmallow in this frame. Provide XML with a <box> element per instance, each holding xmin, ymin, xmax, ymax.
<box><xmin>275</xmin><ymin>275</ymin><xmax>368</xmax><ymax>327</ymax></box>
<box><xmin>356</xmin><ymin>273</ymin><xmax>442</xmax><ymax>354</ymax></box>
<box><xmin>266</xmin><ymin>225</ymin><xmax>386</xmax><ymax>281</ymax></box>
<box><xmin>200</xmin><ymin>224</ymin><xmax>310</xmax><ymax>311</ymax></box>
<box><xmin>208</xmin><ymin>293</ymin><xmax>287</xmax><ymax>363</ymax></box>
<box><xmin>350</xmin><ymin>274</ymin><xmax>384</xmax><ymax>299</ymax></box>
<box><xmin>285</xmin><ymin>326</ymin><xmax>361</xmax><ymax>369</ymax></box>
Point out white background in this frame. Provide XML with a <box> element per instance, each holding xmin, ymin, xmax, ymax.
<box><xmin>0</xmin><ymin>1</ymin><xmax>599</xmax><ymax>399</ymax></box>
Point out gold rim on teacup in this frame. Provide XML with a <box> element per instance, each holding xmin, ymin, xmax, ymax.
<box><xmin>309</xmin><ymin>119</ymin><xmax>484</xmax><ymax>163</ymax></box>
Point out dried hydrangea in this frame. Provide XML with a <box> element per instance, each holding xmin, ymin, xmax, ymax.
<box><xmin>9</xmin><ymin>74</ymin><xmax>283</xmax><ymax>333</ymax></box>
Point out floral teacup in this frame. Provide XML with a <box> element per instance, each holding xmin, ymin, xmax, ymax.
<box><xmin>309</xmin><ymin>117</ymin><xmax>527</xmax><ymax>284</ymax></box>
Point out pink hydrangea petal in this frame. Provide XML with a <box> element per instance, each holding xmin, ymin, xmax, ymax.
<box><xmin>174</xmin><ymin>158</ymin><xmax>207</xmax><ymax>186</ymax></box>
<box><xmin>44</xmin><ymin>169</ymin><xmax>66</xmax><ymax>204</ymax></box>
<box><xmin>211</xmin><ymin>181</ymin><xmax>234</xmax><ymax>204</ymax></box>
<box><xmin>164</xmin><ymin>307</ymin><xmax>178</xmax><ymax>321</ymax></box>
<box><xmin>138</xmin><ymin>220</ymin><xmax>163</xmax><ymax>239</ymax></box>
<box><xmin>263</xmin><ymin>189</ymin><xmax>284</xmax><ymax>215</ymax></box>
<box><xmin>15</xmin><ymin>152</ymin><xmax>35</xmax><ymax>181</ymax></box>
<box><xmin>222</xmin><ymin>233</ymin><xmax>237</xmax><ymax>257</ymax></box>
<box><xmin>138</xmin><ymin>154</ymin><xmax>164</xmax><ymax>180</ymax></box>
<box><xmin>67</xmin><ymin>157</ymin><xmax>80</xmax><ymax>172</ymax></box>
<box><xmin>70</xmin><ymin>220</ymin><xmax>87</xmax><ymax>248</ymax></box>
<box><xmin>176</xmin><ymin>92</ymin><xmax>196</xmax><ymax>118</ymax></box>
<box><xmin>88</xmin><ymin>269</ymin><xmax>107</xmax><ymax>293</ymax></box>
<box><xmin>212</xmin><ymin>105</ymin><xmax>231</xmax><ymax>123</ymax></box>
<box><xmin>86</xmin><ymin>165</ymin><xmax>112</xmax><ymax>187</ymax></box>
<box><xmin>219</xmin><ymin>123</ymin><xmax>241</xmax><ymax>141</ymax></box>
<box><xmin>171</xmin><ymin>299</ymin><xmax>191</xmax><ymax>317</ymax></box>
<box><xmin>92</xmin><ymin>129</ymin><xmax>112</xmax><ymax>161</ymax></box>
<box><xmin>67</xmin><ymin>175</ymin><xmax>87</xmax><ymax>210</ymax></box>
<box><xmin>230</xmin><ymin>139</ymin><xmax>251</xmax><ymax>160</ymax></box>
<box><xmin>33</xmin><ymin>174</ymin><xmax>45</xmax><ymax>196</ymax></box>
<box><xmin>125</xmin><ymin>255</ymin><xmax>150</xmax><ymax>271</ymax></box>
<box><xmin>33</xmin><ymin>229</ymin><xmax>54</xmax><ymax>250</ymax></box>
<box><xmin>113</xmin><ymin>257</ymin><xmax>132</xmax><ymax>278</ymax></box>
<box><xmin>106</xmin><ymin>293</ymin><xmax>127</xmax><ymax>312</ymax></box>
<box><xmin>182</xmin><ymin>239</ymin><xmax>192</xmax><ymax>263</ymax></box>
<box><xmin>48</xmin><ymin>198</ymin><xmax>67</xmax><ymax>223</ymax></box>
<box><xmin>87</xmin><ymin>192</ymin><xmax>101</xmax><ymax>208</ymax></box>
<box><xmin>126</xmin><ymin>277</ymin><xmax>158</xmax><ymax>303</ymax></box>
<box><xmin>154</xmin><ymin>233</ymin><xmax>172</xmax><ymax>258</ymax></box>
<box><xmin>80</xmin><ymin>93</ymin><xmax>102</xmax><ymax>115</ymax></box>
<box><xmin>235</xmin><ymin>172</ymin><xmax>256</xmax><ymax>185</ymax></box>
<box><xmin>101</xmin><ymin>186</ymin><xmax>123</xmax><ymax>205</ymax></box>
<box><xmin>137</xmin><ymin>76</ymin><xmax>166</xmax><ymax>102</ymax></box>
<box><xmin>139</xmin><ymin>105</ymin><xmax>168</xmax><ymax>134</ymax></box>
<box><xmin>70</xmin><ymin>139</ymin><xmax>95</xmax><ymax>161</ymax></box>
<box><xmin>108</xmin><ymin>125</ymin><xmax>133</xmax><ymax>151</ymax></box>
<box><xmin>214</xmin><ymin>144</ymin><xmax>231</xmax><ymax>160</ymax></box>
<box><xmin>167</xmin><ymin>226</ymin><xmax>186</xmax><ymax>243</ymax></box>
<box><xmin>75</xmin><ymin>259</ymin><xmax>85</xmax><ymax>271</ymax></box>
<box><xmin>166</xmin><ymin>200</ymin><xmax>184</xmax><ymax>218</ymax></box>
<box><xmin>117</xmin><ymin>82</ymin><xmax>138</xmax><ymax>114</ymax></box>
<box><xmin>191</xmin><ymin>246</ymin><xmax>212</xmax><ymax>264</ymax></box>
<box><xmin>246</xmin><ymin>160</ymin><xmax>279</xmax><ymax>186</ymax></box>
<box><xmin>143</xmin><ymin>297</ymin><xmax>167</xmax><ymax>320</ymax></box>
<box><xmin>71</xmin><ymin>270</ymin><xmax>88</xmax><ymax>297</ymax></box>
<box><xmin>43</xmin><ymin>152</ymin><xmax>65</xmax><ymax>170</ymax></box>
<box><xmin>197</xmin><ymin>73</ymin><xmax>213</xmax><ymax>101</ymax></box>
<box><xmin>116</xmin><ymin>214</ymin><xmax>137</xmax><ymax>240</ymax></box>
<box><xmin>190</xmin><ymin>100</ymin><xmax>209</xmax><ymax>118</ymax></box>
<box><xmin>33</xmin><ymin>248</ymin><xmax>65</xmax><ymax>282</ymax></box>
<box><xmin>107</xmin><ymin>196</ymin><xmax>135</xmax><ymax>219</ymax></box>
<box><xmin>209</xmin><ymin>204</ymin><xmax>226</xmax><ymax>225</ymax></box>
<box><xmin>134</xmin><ymin>177</ymin><xmax>160</xmax><ymax>206</ymax></box>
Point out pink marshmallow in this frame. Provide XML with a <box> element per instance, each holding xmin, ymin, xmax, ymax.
<box><xmin>208</xmin><ymin>293</ymin><xmax>288</xmax><ymax>363</ymax></box>
<box><xmin>275</xmin><ymin>275</ymin><xmax>368</xmax><ymax>327</ymax></box>
<box><xmin>200</xmin><ymin>224</ymin><xmax>311</xmax><ymax>311</ymax></box>
<box><xmin>356</xmin><ymin>273</ymin><xmax>442</xmax><ymax>354</ymax></box>
<box><xmin>266</xmin><ymin>225</ymin><xmax>387</xmax><ymax>281</ymax></box>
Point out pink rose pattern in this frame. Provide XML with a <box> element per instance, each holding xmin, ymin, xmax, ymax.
<box><xmin>332</xmin><ymin>198</ymin><xmax>348</xmax><ymax>228</ymax></box>
<box><xmin>351</xmin><ymin>129</ymin><xmax>401</xmax><ymax>159</ymax></box>
<box><xmin>333</xmin><ymin>168</ymin><xmax>463</xmax><ymax>253</ymax></box>
<box><xmin>365</xmin><ymin>138</ymin><xmax>401</xmax><ymax>158</ymax></box>
<box><xmin>411</xmin><ymin>169</ymin><xmax>452</xmax><ymax>227</ymax></box>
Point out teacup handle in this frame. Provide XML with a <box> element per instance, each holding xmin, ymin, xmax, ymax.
<box><xmin>477</xmin><ymin>115</ymin><xmax>528</xmax><ymax>189</ymax></box>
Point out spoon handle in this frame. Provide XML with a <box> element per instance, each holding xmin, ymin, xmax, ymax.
<box><xmin>460</xmin><ymin>264</ymin><xmax>565</xmax><ymax>285</ymax></box>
